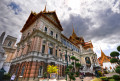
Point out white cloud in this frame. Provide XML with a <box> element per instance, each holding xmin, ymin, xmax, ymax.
<box><xmin>0</xmin><ymin>0</ymin><xmax>120</xmax><ymax>58</ymax></box>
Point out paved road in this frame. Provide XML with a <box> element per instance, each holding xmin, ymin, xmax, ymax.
<box><xmin>57</xmin><ymin>77</ymin><xmax>93</xmax><ymax>81</ymax></box>
<box><xmin>105</xmin><ymin>73</ymin><xmax>119</xmax><ymax>77</ymax></box>
<box><xmin>40</xmin><ymin>73</ymin><xmax>119</xmax><ymax>81</ymax></box>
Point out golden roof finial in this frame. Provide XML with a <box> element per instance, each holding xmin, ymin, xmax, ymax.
<box><xmin>72</xmin><ymin>23</ymin><xmax>75</xmax><ymax>34</ymax></box>
<box><xmin>71</xmin><ymin>23</ymin><xmax>77</xmax><ymax>38</ymax></box>
<box><xmin>43</xmin><ymin>2</ymin><xmax>47</xmax><ymax>12</ymax></box>
<box><xmin>43</xmin><ymin>5</ymin><xmax>46</xmax><ymax>12</ymax></box>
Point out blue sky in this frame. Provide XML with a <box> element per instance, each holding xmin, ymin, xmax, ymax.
<box><xmin>0</xmin><ymin>0</ymin><xmax>120</xmax><ymax>58</ymax></box>
<box><xmin>8</xmin><ymin>2</ymin><xmax>22</xmax><ymax>15</ymax></box>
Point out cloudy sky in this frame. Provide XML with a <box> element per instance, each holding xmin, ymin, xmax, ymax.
<box><xmin>0</xmin><ymin>0</ymin><xmax>120</xmax><ymax>58</ymax></box>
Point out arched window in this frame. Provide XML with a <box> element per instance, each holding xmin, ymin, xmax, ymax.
<box><xmin>48</xmin><ymin>47</ymin><xmax>53</xmax><ymax>55</ymax></box>
<box><xmin>27</xmin><ymin>32</ymin><xmax>30</xmax><ymax>36</ymax></box>
<box><xmin>38</xmin><ymin>66</ymin><xmax>43</xmax><ymax>77</ymax></box>
<box><xmin>21</xmin><ymin>66</ymin><xmax>25</xmax><ymax>76</ymax></box>
<box><xmin>33</xmin><ymin>28</ymin><xmax>36</xmax><ymax>31</ymax></box>
<box><xmin>50</xmin><ymin>31</ymin><xmax>53</xmax><ymax>36</ymax></box>
<box><xmin>85</xmin><ymin>57</ymin><xmax>91</xmax><ymax>67</ymax></box>
<box><xmin>42</xmin><ymin>45</ymin><xmax>45</xmax><ymax>53</ymax></box>
<box><xmin>8</xmin><ymin>41</ymin><xmax>12</xmax><ymax>46</ymax></box>
<box><xmin>55</xmin><ymin>50</ymin><xmax>57</xmax><ymax>57</ymax></box>
<box><xmin>15</xmin><ymin>67</ymin><xmax>18</xmax><ymax>75</ymax></box>
<box><xmin>44</xmin><ymin>27</ymin><xmax>47</xmax><ymax>32</ymax></box>
<box><xmin>56</xmin><ymin>34</ymin><xmax>58</xmax><ymax>39</ymax></box>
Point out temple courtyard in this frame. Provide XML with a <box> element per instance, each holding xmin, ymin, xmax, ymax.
<box><xmin>38</xmin><ymin>73</ymin><xmax>119</xmax><ymax>81</ymax></box>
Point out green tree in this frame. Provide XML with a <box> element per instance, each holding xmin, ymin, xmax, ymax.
<box><xmin>110</xmin><ymin>45</ymin><xmax>120</xmax><ymax>77</ymax></box>
<box><xmin>65</xmin><ymin>56</ymin><xmax>82</xmax><ymax>81</ymax></box>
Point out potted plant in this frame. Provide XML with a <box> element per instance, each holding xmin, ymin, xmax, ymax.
<box><xmin>2</xmin><ymin>73</ymin><xmax>11</xmax><ymax>81</ymax></box>
<box><xmin>113</xmin><ymin>75</ymin><xmax>120</xmax><ymax>81</ymax></box>
<box><xmin>43</xmin><ymin>72</ymin><xmax>47</xmax><ymax>78</ymax></box>
<box><xmin>47</xmin><ymin>65</ymin><xmax>58</xmax><ymax>79</ymax></box>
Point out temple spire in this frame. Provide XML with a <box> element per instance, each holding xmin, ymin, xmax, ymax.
<box><xmin>0</xmin><ymin>32</ymin><xmax>5</xmax><ymax>44</ymax></box>
<box><xmin>72</xmin><ymin>23</ymin><xmax>75</xmax><ymax>34</ymax></box>
<box><xmin>71</xmin><ymin>24</ymin><xmax>77</xmax><ymax>37</ymax></box>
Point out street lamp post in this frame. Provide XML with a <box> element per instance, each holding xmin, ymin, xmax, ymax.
<box><xmin>65</xmin><ymin>50</ymin><xmax>68</xmax><ymax>67</ymax></box>
<box><xmin>65</xmin><ymin>46</ymin><xmax>68</xmax><ymax>81</ymax></box>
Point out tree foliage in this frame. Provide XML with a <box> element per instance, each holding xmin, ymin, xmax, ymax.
<box><xmin>110</xmin><ymin>45</ymin><xmax>120</xmax><ymax>77</ymax></box>
<box><xmin>110</xmin><ymin>51</ymin><xmax>119</xmax><ymax>57</ymax></box>
<box><xmin>68</xmin><ymin>65</ymin><xmax>73</xmax><ymax>69</ymax></box>
<box><xmin>70</xmin><ymin>56</ymin><xmax>76</xmax><ymax>60</ymax></box>
<box><xmin>113</xmin><ymin>75</ymin><xmax>120</xmax><ymax>80</ymax></box>
<box><xmin>75</xmin><ymin>58</ymin><xmax>79</xmax><ymax>61</ymax></box>
<box><xmin>116</xmin><ymin>66</ymin><xmax>120</xmax><ymax>68</ymax></box>
<box><xmin>65</xmin><ymin>56</ymin><xmax>82</xmax><ymax>80</ymax></box>
<box><xmin>47</xmin><ymin>65</ymin><xmax>58</xmax><ymax>74</ymax></box>
<box><xmin>117</xmin><ymin>46</ymin><xmax>120</xmax><ymax>52</ymax></box>
<box><xmin>75</xmin><ymin>63</ymin><xmax>81</xmax><ymax>67</ymax></box>
<box><xmin>115</xmin><ymin>68</ymin><xmax>120</xmax><ymax>74</ymax></box>
<box><xmin>110</xmin><ymin>58</ymin><xmax>118</xmax><ymax>63</ymax></box>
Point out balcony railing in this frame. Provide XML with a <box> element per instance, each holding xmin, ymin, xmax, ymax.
<box><xmin>12</xmin><ymin>51</ymin><xmax>71</xmax><ymax>65</ymax></box>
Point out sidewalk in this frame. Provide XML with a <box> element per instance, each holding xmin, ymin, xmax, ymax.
<box><xmin>39</xmin><ymin>77</ymin><xmax>97</xmax><ymax>81</ymax></box>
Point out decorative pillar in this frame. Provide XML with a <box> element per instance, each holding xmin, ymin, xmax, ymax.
<box><xmin>26</xmin><ymin>40</ymin><xmax>31</xmax><ymax>53</ymax></box>
<box><xmin>23</xmin><ymin>44</ymin><xmax>27</xmax><ymax>55</ymax></box>
<box><xmin>34</xmin><ymin>36</ymin><xmax>40</xmax><ymax>51</ymax></box>
<box><xmin>33</xmin><ymin>36</ymin><xmax>37</xmax><ymax>51</ymax></box>
<box><xmin>53</xmin><ymin>44</ymin><xmax>56</xmax><ymax>56</ymax></box>
<box><xmin>16</xmin><ymin>46</ymin><xmax>20</xmax><ymax>57</ymax></box>
<box><xmin>39</xmin><ymin>38</ymin><xmax>42</xmax><ymax>52</ymax></box>
<box><xmin>45</xmin><ymin>41</ymin><xmax>48</xmax><ymax>54</ymax></box>
<box><xmin>20</xmin><ymin>44</ymin><xmax>25</xmax><ymax>56</ymax></box>
<box><xmin>57</xmin><ymin>47</ymin><xmax>60</xmax><ymax>58</ymax></box>
<box><xmin>31</xmin><ymin>37</ymin><xmax>35</xmax><ymax>52</ymax></box>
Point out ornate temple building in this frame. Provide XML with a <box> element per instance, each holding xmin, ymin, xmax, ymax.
<box><xmin>9</xmin><ymin>7</ymin><xmax>98</xmax><ymax>81</ymax></box>
<box><xmin>98</xmin><ymin>49</ymin><xmax>111</xmax><ymax>66</ymax></box>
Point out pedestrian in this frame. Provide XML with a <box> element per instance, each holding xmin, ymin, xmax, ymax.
<box><xmin>10</xmin><ymin>73</ymin><xmax>16</xmax><ymax>81</ymax></box>
<box><xmin>83</xmin><ymin>72</ymin><xmax>85</xmax><ymax>77</ymax></box>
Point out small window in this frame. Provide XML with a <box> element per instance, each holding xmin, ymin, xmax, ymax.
<box><xmin>15</xmin><ymin>67</ymin><xmax>18</xmax><ymax>75</ymax></box>
<box><xmin>43</xmin><ymin>40</ymin><xmax>46</xmax><ymax>44</ymax></box>
<box><xmin>33</xmin><ymin>28</ymin><xmax>36</xmax><ymax>31</ymax></box>
<box><xmin>50</xmin><ymin>31</ymin><xmax>53</xmax><ymax>36</ymax></box>
<box><xmin>8</xmin><ymin>41</ymin><xmax>12</xmax><ymax>46</ymax></box>
<box><xmin>44</xmin><ymin>27</ymin><xmax>47</xmax><ymax>32</ymax></box>
<box><xmin>48</xmin><ymin>47</ymin><xmax>53</xmax><ymax>55</ymax></box>
<box><xmin>56</xmin><ymin>34</ymin><xmax>58</xmax><ymax>39</ymax></box>
<box><xmin>55</xmin><ymin>50</ymin><xmax>57</xmax><ymax>57</ymax></box>
<box><xmin>27</xmin><ymin>32</ymin><xmax>30</xmax><ymax>36</ymax></box>
<box><xmin>60</xmin><ymin>53</ymin><xmax>62</xmax><ymax>58</ymax></box>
